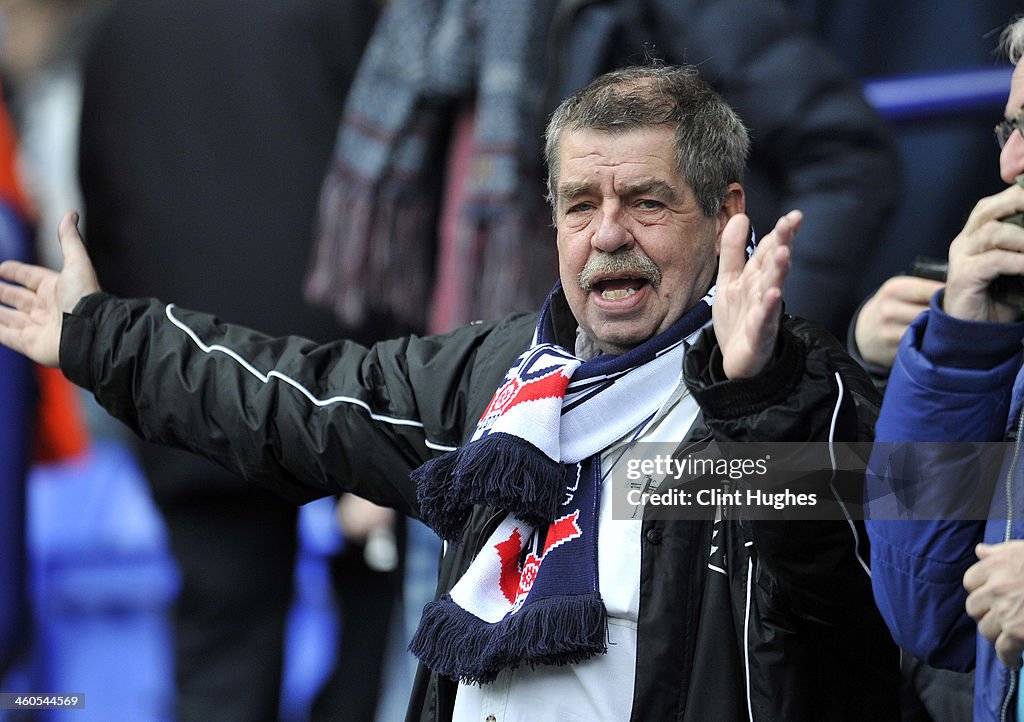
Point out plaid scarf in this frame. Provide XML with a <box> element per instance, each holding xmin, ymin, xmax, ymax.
<box><xmin>408</xmin><ymin>284</ymin><xmax>716</xmax><ymax>683</ymax></box>
<box><xmin>306</xmin><ymin>0</ymin><xmax>557</xmax><ymax>330</ymax></box>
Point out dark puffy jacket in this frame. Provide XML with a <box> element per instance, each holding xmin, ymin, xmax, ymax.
<box><xmin>60</xmin><ymin>290</ymin><xmax>899</xmax><ymax>720</ymax></box>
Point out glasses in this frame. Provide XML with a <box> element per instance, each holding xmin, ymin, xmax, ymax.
<box><xmin>995</xmin><ymin>107</ymin><xmax>1024</xmax><ymax>149</ymax></box>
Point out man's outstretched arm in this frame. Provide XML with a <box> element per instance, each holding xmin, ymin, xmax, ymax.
<box><xmin>1</xmin><ymin>212</ymin><xmax>517</xmax><ymax>511</ymax></box>
<box><xmin>0</xmin><ymin>212</ymin><xmax>100</xmax><ymax>365</ymax></box>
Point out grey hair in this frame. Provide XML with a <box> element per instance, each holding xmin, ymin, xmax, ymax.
<box><xmin>999</xmin><ymin>15</ymin><xmax>1024</xmax><ymax>63</ymax></box>
<box><xmin>543</xmin><ymin>64</ymin><xmax>750</xmax><ymax>219</ymax></box>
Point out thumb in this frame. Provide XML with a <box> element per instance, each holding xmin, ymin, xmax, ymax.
<box><xmin>976</xmin><ymin>542</ymin><xmax>994</xmax><ymax>558</ymax></box>
<box><xmin>56</xmin><ymin>210</ymin><xmax>101</xmax><ymax>310</ymax></box>
<box><xmin>57</xmin><ymin>211</ymin><xmax>89</xmax><ymax>266</ymax></box>
<box><xmin>717</xmin><ymin>213</ymin><xmax>750</xmax><ymax>282</ymax></box>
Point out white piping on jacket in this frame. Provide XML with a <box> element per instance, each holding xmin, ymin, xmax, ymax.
<box><xmin>165</xmin><ymin>304</ymin><xmax>458</xmax><ymax>452</ymax></box>
<box><xmin>743</xmin><ymin>556</ymin><xmax>755</xmax><ymax>722</ymax></box>
<box><xmin>828</xmin><ymin>371</ymin><xmax>870</xmax><ymax>577</ymax></box>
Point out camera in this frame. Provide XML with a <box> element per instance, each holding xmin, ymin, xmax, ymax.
<box><xmin>907</xmin><ymin>256</ymin><xmax>947</xmax><ymax>282</ymax></box>
<box><xmin>909</xmin><ymin>245</ymin><xmax>1024</xmax><ymax>310</ymax></box>
<box><xmin>909</xmin><ymin>178</ymin><xmax>1024</xmax><ymax>309</ymax></box>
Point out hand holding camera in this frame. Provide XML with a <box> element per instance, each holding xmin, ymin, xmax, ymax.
<box><xmin>939</xmin><ymin>178</ymin><xmax>1024</xmax><ymax>323</ymax></box>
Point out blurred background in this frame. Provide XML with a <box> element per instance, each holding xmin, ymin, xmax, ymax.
<box><xmin>0</xmin><ymin>1</ymin><xmax>1018</xmax><ymax>720</ymax></box>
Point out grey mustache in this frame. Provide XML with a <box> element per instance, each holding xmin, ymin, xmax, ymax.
<box><xmin>578</xmin><ymin>252</ymin><xmax>662</xmax><ymax>291</ymax></box>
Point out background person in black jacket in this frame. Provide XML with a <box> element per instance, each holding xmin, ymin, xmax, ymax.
<box><xmin>74</xmin><ymin>2</ymin><xmax>394</xmax><ymax>720</ymax></box>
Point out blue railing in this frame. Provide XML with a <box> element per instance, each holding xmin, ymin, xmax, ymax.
<box><xmin>864</xmin><ymin>65</ymin><xmax>1013</xmax><ymax>121</ymax></box>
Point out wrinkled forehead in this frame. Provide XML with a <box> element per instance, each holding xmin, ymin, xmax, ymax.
<box><xmin>557</xmin><ymin>126</ymin><xmax>680</xmax><ymax>175</ymax></box>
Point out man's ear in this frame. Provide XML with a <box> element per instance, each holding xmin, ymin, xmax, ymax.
<box><xmin>714</xmin><ymin>183</ymin><xmax>746</xmax><ymax>253</ymax></box>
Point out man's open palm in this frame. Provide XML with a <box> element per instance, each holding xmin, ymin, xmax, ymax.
<box><xmin>713</xmin><ymin>210</ymin><xmax>800</xmax><ymax>379</ymax></box>
<box><xmin>0</xmin><ymin>212</ymin><xmax>101</xmax><ymax>367</ymax></box>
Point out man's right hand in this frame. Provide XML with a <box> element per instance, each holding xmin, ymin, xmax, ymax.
<box><xmin>944</xmin><ymin>183</ymin><xmax>1024</xmax><ymax>323</ymax></box>
<box><xmin>0</xmin><ymin>211</ymin><xmax>101</xmax><ymax>367</ymax></box>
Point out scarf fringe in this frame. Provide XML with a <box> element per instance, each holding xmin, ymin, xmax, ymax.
<box><xmin>412</xmin><ymin>450</ymin><xmax>471</xmax><ymax>542</ymax></box>
<box><xmin>409</xmin><ymin>592</ymin><xmax>608</xmax><ymax>684</ymax></box>
<box><xmin>307</xmin><ymin>169</ymin><xmax>437</xmax><ymax>329</ymax></box>
<box><xmin>414</xmin><ymin>433</ymin><xmax>567</xmax><ymax>542</ymax></box>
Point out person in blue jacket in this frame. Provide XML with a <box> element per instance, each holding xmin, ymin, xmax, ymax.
<box><xmin>866</xmin><ymin>15</ymin><xmax>1024</xmax><ymax>722</ymax></box>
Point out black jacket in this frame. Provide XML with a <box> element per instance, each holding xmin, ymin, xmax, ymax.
<box><xmin>60</xmin><ymin>290</ymin><xmax>899</xmax><ymax>721</ymax></box>
<box><xmin>76</xmin><ymin>0</ymin><xmax>381</xmax><ymax>497</ymax></box>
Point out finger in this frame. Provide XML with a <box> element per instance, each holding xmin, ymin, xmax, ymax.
<box><xmin>0</xmin><ymin>304</ymin><xmax>27</xmax><ymax>331</ymax></box>
<box><xmin>718</xmin><ymin>213</ymin><xmax>750</xmax><ymax>281</ymax></box>
<box><xmin>950</xmin><ymin>222</ymin><xmax>1024</xmax><ymax>280</ymax></box>
<box><xmin>764</xmin><ymin>210</ymin><xmax>802</xmax><ymax>253</ymax></box>
<box><xmin>970</xmin><ymin>219</ymin><xmax>1024</xmax><ymax>255</ymax></box>
<box><xmin>964</xmin><ymin>558</ymin><xmax>988</xmax><ymax>592</ymax></box>
<box><xmin>755</xmin><ymin>286</ymin><xmax>784</xmax><ymax>332</ymax></box>
<box><xmin>0</xmin><ymin>307</ymin><xmax>28</xmax><ymax>355</ymax></box>
<box><xmin>995</xmin><ymin>633</ymin><xmax>1024</xmax><ymax>669</ymax></box>
<box><xmin>965</xmin><ymin>585</ymin><xmax>991</xmax><ymax>620</ymax></box>
<box><xmin>0</xmin><ymin>260</ymin><xmax>50</xmax><ymax>292</ymax></box>
<box><xmin>57</xmin><ymin>211</ymin><xmax>89</xmax><ymax>268</ymax></box>
<box><xmin>747</xmin><ymin>245</ymin><xmax>791</xmax><ymax>309</ymax></box>
<box><xmin>882</xmin><ymin>276</ymin><xmax>944</xmax><ymax>305</ymax></box>
<box><xmin>0</xmin><ymin>282</ymin><xmax>36</xmax><ymax>311</ymax></box>
<box><xmin>778</xmin><ymin>209</ymin><xmax>803</xmax><ymax>242</ymax></box>
<box><xmin>966</xmin><ymin>185</ymin><xmax>1024</xmax><ymax>233</ymax></box>
<box><xmin>883</xmin><ymin>299</ymin><xmax>932</xmax><ymax>327</ymax></box>
<box><xmin>743</xmin><ymin>286</ymin><xmax>783</xmax><ymax>352</ymax></box>
<box><xmin>749</xmin><ymin>211</ymin><xmax>800</xmax><ymax>274</ymax></box>
<box><xmin>975</xmin><ymin>607</ymin><xmax>1001</xmax><ymax>641</ymax></box>
<box><xmin>961</xmin><ymin>248</ymin><xmax>1024</xmax><ymax>283</ymax></box>
<box><xmin>761</xmin><ymin>243</ymin><xmax>792</xmax><ymax>293</ymax></box>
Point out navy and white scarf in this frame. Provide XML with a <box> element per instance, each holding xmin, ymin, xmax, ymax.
<box><xmin>409</xmin><ymin>283</ymin><xmax>717</xmax><ymax>684</ymax></box>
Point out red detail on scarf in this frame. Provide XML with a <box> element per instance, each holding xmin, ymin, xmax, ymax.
<box><xmin>495</xmin><ymin>511</ymin><xmax>583</xmax><ymax>604</ymax></box>
<box><xmin>482</xmin><ymin>368</ymin><xmax>570</xmax><ymax>420</ymax></box>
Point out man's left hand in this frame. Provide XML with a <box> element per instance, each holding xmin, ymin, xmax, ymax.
<box><xmin>965</xmin><ymin>540</ymin><xmax>1024</xmax><ymax>669</ymax></box>
<box><xmin>713</xmin><ymin>210</ymin><xmax>801</xmax><ymax>379</ymax></box>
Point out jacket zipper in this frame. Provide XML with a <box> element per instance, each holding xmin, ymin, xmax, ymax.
<box><xmin>999</xmin><ymin>412</ymin><xmax>1024</xmax><ymax>722</ymax></box>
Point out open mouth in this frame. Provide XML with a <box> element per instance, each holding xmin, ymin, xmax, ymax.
<box><xmin>593</xmin><ymin>276</ymin><xmax>649</xmax><ymax>300</ymax></box>
<box><xmin>579</xmin><ymin>253</ymin><xmax>662</xmax><ymax>300</ymax></box>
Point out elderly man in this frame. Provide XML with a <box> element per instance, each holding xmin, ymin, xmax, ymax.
<box><xmin>0</xmin><ymin>65</ymin><xmax>898</xmax><ymax>721</ymax></box>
